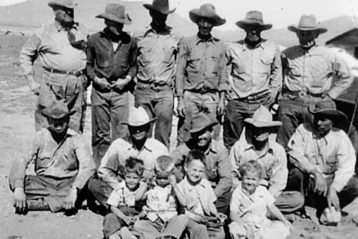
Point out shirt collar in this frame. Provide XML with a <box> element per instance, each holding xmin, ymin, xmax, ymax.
<box><xmin>243</xmin><ymin>136</ymin><xmax>274</xmax><ymax>153</ymax></box>
<box><xmin>195</xmin><ymin>34</ymin><xmax>217</xmax><ymax>45</ymax></box>
<box><xmin>241</xmin><ymin>39</ymin><xmax>266</xmax><ymax>51</ymax></box>
<box><xmin>144</xmin><ymin>25</ymin><xmax>172</xmax><ymax>37</ymax></box>
<box><xmin>54</xmin><ymin>20</ymin><xmax>78</xmax><ymax>32</ymax></box>
<box><xmin>127</xmin><ymin>139</ymin><xmax>153</xmax><ymax>152</ymax></box>
<box><xmin>183</xmin><ymin>177</ymin><xmax>207</xmax><ymax>192</ymax></box>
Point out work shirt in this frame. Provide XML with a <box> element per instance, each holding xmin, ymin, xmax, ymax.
<box><xmin>282</xmin><ymin>45</ymin><xmax>353</xmax><ymax>99</ymax></box>
<box><xmin>175</xmin><ymin>34</ymin><xmax>228</xmax><ymax>96</ymax></box>
<box><xmin>86</xmin><ymin>28</ymin><xmax>138</xmax><ymax>82</ymax></box>
<box><xmin>288</xmin><ymin>124</ymin><xmax>356</xmax><ymax>192</ymax></box>
<box><xmin>107</xmin><ymin>181</ymin><xmax>146</xmax><ymax>207</ymax></box>
<box><xmin>226</xmin><ymin>39</ymin><xmax>282</xmax><ymax>99</ymax></box>
<box><xmin>9</xmin><ymin>128</ymin><xmax>95</xmax><ymax>190</ymax></box>
<box><xmin>20</xmin><ymin>21</ymin><xmax>87</xmax><ymax>75</ymax></box>
<box><xmin>171</xmin><ymin>139</ymin><xmax>232</xmax><ymax>197</ymax></box>
<box><xmin>229</xmin><ymin>132</ymin><xmax>288</xmax><ymax>198</ymax></box>
<box><xmin>98</xmin><ymin>138</ymin><xmax>169</xmax><ymax>189</ymax></box>
<box><xmin>136</xmin><ymin>26</ymin><xmax>179</xmax><ymax>86</ymax></box>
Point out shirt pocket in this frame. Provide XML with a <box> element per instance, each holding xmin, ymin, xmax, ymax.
<box><xmin>96</xmin><ymin>48</ymin><xmax>112</xmax><ymax>69</ymax></box>
<box><xmin>260</xmin><ymin>54</ymin><xmax>273</xmax><ymax>74</ymax></box>
<box><xmin>187</xmin><ymin>53</ymin><xmax>201</xmax><ymax>73</ymax></box>
<box><xmin>162</xmin><ymin>46</ymin><xmax>175</xmax><ymax>64</ymax></box>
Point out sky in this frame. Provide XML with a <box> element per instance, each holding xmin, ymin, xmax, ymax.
<box><xmin>1</xmin><ymin>0</ymin><xmax>358</xmax><ymax>30</ymax></box>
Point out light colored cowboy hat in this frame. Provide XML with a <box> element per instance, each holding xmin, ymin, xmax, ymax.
<box><xmin>96</xmin><ymin>3</ymin><xmax>132</xmax><ymax>25</ymax></box>
<box><xmin>123</xmin><ymin>106</ymin><xmax>156</xmax><ymax>127</ymax></box>
<box><xmin>308</xmin><ymin>100</ymin><xmax>347</xmax><ymax>122</ymax></box>
<box><xmin>244</xmin><ymin>105</ymin><xmax>282</xmax><ymax>128</ymax></box>
<box><xmin>48</xmin><ymin>0</ymin><xmax>77</xmax><ymax>9</ymax></box>
<box><xmin>189</xmin><ymin>4</ymin><xmax>226</xmax><ymax>27</ymax></box>
<box><xmin>236</xmin><ymin>10</ymin><xmax>272</xmax><ymax>30</ymax></box>
<box><xmin>42</xmin><ymin>100</ymin><xmax>76</xmax><ymax>119</ymax></box>
<box><xmin>143</xmin><ymin>0</ymin><xmax>175</xmax><ymax>15</ymax></box>
<box><xmin>288</xmin><ymin>14</ymin><xmax>327</xmax><ymax>34</ymax></box>
<box><xmin>190</xmin><ymin>113</ymin><xmax>218</xmax><ymax>134</ymax></box>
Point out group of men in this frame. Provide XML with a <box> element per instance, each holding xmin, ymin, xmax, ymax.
<box><xmin>10</xmin><ymin>0</ymin><xmax>358</xmax><ymax>232</ymax></box>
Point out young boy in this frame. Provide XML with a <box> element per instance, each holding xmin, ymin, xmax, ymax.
<box><xmin>103</xmin><ymin>157</ymin><xmax>147</xmax><ymax>239</ymax></box>
<box><xmin>177</xmin><ymin>150</ymin><xmax>225</xmax><ymax>239</ymax></box>
<box><xmin>229</xmin><ymin>160</ymin><xmax>291</xmax><ymax>239</ymax></box>
<box><xmin>134</xmin><ymin>155</ymin><xmax>188</xmax><ymax>239</ymax></box>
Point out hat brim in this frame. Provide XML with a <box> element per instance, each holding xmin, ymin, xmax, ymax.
<box><xmin>122</xmin><ymin>118</ymin><xmax>157</xmax><ymax>127</ymax></box>
<box><xmin>96</xmin><ymin>13</ymin><xmax>132</xmax><ymax>25</ymax></box>
<box><xmin>42</xmin><ymin>109</ymin><xmax>76</xmax><ymax>119</ymax></box>
<box><xmin>288</xmin><ymin>25</ymin><xmax>327</xmax><ymax>34</ymax></box>
<box><xmin>236</xmin><ymin>20</ymin><xmax>272</xmax><ymax>31</ymax></box>
<box><xmin>244</xmin><ymin>118</ymin><xmax>282</xmax><ymax>128</ymax></box>
<box><xmin>143</xmin><ymin>4</ymin><xmax>176</xmax><ymax>15</ymax></box>
<box><xmin>189</xmin><ymin>10</ymin><xmax>226</xmax><ymax>26</ymax></box>
<box><xmin>48</xmin><ymin>2</ymin><xmax>77</xmax><ymax>9</ymax></box>
<box><xmin>190</xmin><ymin>121</ymin><xmax>218</xmax><ymax>134</ymax></box>
<box><xmin>308</xmin><ymin>106</ymin><xmax>347</xmax><ymax>121</ymax></box>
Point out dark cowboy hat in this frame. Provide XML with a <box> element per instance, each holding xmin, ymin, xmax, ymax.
<box><xmin>308</xmin><ymin>100</ymin><xmax>347</xmax><ymax>123</ymax></box>
<box><xmin>96</xmin><ymin>3</ymin><xmax>132</xmax><ymax>25</ymax></box>
<box><xmin>122</xmin><ymin>106</ymin><xmax>156</xmax><ymax>127</ymax></box>
<box><xmin>42</xmin><ymin>100</ymin><xmax>76</xmax><ymax>119</ymax></box>
<box><xmin>48</xmin><ymin>0</ymin><xmax>77</xmax><ymax>9</ymax></box>
<box><xmin>236</xmin><ymin>10</ymin><xmax>272</xmax><ymax>31</ymax></box>
<box><xmin>288</xmin><ymin>14</ymin><xmax>327</xmax><ymax>34</ymax></box>
<box><xmin>189</xmin><ymin>4</ymin><xmax>226</xmax><ymax>27</ymax></box>
<box><xmin>143</xmin><ymin>0</ymin><xmax>175</xmax><ymax>15</ymax></box>
<box><xmin>244</xmin><ymin>105</ymin><xmax>282</xmax><ymax>128</ymax></box>
<box><xmin>190</xmin><ymin>113</ymin><xmax>218</xmax><ymax>134</ymax></box>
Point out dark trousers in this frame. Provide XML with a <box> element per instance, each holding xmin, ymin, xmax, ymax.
<box><xmin>91</xmin><ymin>88</ymin><xmax>129</xmax><ymax>168</ymax></box>
<box><xmin>134</xmin><ymin>84</ymin><xmax>174</xmax><ymax>148</ymax></box>
<box><xmin>103</xmin><ymin>208</ymin><xmax>140</xmax><ymax>238</ymax></box>
<box><xmin>87</xmin><ymin>175</ymin><xmax>114</xmax><ymax>208</ymax></box>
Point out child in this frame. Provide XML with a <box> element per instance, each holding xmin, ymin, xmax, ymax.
<box><xmin>134</xmin><ymin>155</ymin><xmax>188</xmax><ymax>239</ymax></box>
<box><xmin>103</xmin><ymin>157</ymin><xmax>147</xmax><ymax>239</ymax></box>
<box><xmin>229</xmin><ymin>160</ymin><xmax>291</xmax><ymax>239</ymax></box>
<box><xmin>177</xmin><ymin>150</ymin><xmax>225</xmax><ymax>239</ymax></box>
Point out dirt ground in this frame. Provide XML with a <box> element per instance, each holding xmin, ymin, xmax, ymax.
<box><xmin>1</xmin><ymin>34</ymin><xmax>358</xmax><ymax>239</ymax></box>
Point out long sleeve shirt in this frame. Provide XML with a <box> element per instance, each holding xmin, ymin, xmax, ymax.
<box><xmin>86</xmin><ymin>28</ymin><xmax>138</xmax><ymax>82</ymax></box>
<box><xmin>282</xmin><ymin>45</ymin><xmax>353</xmax><ymax>99</ymax></box>
<box><xmin>98</xmin><ymin>138</ymin><xmax>169</xmax><ymax>189</ymax></box>
<box><xmin>288</xmin><ymin>124</ymin><xmax>356</xmax><ymax>192</ymax></box>
<box><xmin>226</xmin><ymin>39</ymin><xmax>282</xmax><ymax>99</ymax></box>
<box><xmin>136</xmin><ymin>27</ymin><xmax>179</xmax><ymax>86</ymax></box>
<box><xmin>20</xmin><ymin>21</ymin><xmax>87</xmax><ymax>75</ymax></box>
<box><xmin>171</xmin><ymin>139</ymin><xmax>232</xmax><ymax>197</ymax></box>
<box><xmin>9</xmin><ymin>128</ymin><xmax>96</xmax><ymax>190</ymax></box>
<box><xmin>175</xmin><ymin>34</ymin><xmax>228</xmax><ymax>96</ymax></box>
<box><xmin>229</xmin><ymin>132</ymin><xmax>288</xmax><ymax>198</ymax></box>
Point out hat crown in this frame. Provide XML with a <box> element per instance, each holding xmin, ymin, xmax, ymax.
<box><xmin>127</xmin><ymin>106</ymin><xmax>151</xmax><ymax>126</ymax></box>
<box><xmin>198</xmin><ymin>3</ymin><xmax>217</xmax><ymax>16</ymax></box>
<box><xmin>105</xmin><ymin>3</ymin><xmax>126</xmax><ymax>20</ymax></box>
<box><xmin>45</xmin><ymin>100</ymin><xmax>70</xmax><ymax>119</ymax></box>
<box><xmin>48</xmin><ymin>0</ymin><xmax>76</xmax><ymax>9</ymax></box>
<box><xmin>311</xmin><ymin>99</ymin><xmax>337</xmax><ymax>112</ymax></box>
<box><xmin>190</xmin><ymin>113</ymin><xmax>216</xmax><ymax>134</ymax></box>
<box><xmin>152</xmin><ymin>0</ymin><xmax>170</xmax><ymax>11</ymax></box>
<box><xmin>298</xmin><ymin>14</ymin><xmax>319</xmax><ymax>29</ymax></box>
<box><xmin>245</xmin><ymin>10</ymin><xmax>264</xmax><ymax>24</ymax></box>
<box><xmin>252</xmin><ymin>105</ymin><xmax>273</xmax><ymax>123</ymax></box>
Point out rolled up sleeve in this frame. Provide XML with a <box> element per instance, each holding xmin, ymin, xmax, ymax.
<box><xmin>19</xmin><ymin>34</ymin><xmax>41</xmax><ymax>75</ymax></box>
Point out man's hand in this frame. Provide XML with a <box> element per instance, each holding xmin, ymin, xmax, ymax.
<box><xmin>327</xmin><ymin>186</ymin><xmax>340</xmax><ymax>210</ymax></box>
<box><xmin>63</xmin><ymin>187</ymin><xmax>78</xmax><ymax>210</ymax></box>
<box><xmin>25</xmin><ymin>75</ymin><xmax>40</xmax><ymax>95</ymax></box>
<box><xmin>217</xmin><ymin>98</ymin><xmax>225</xmax><ymax>116</ymax></box>
<box><xmin>94</xmin><ymin>76</ymin><xmax>111</xmax><ymax>91</ymax></box>
<box><xmin>267</xmin><ymin>90</ymin><xmax>278</xmax><ymax>106</ymax></box>
<box><xmin>111</xmin><ymin>78</ymin><xmax>129</xmax><ymax>92</ymax></box>
<box><xmin>176</xmin><ymin>97</ymin><xmax>185</xmax><ymax>117</ymax></box>
<box><xmin>13</xmin><ymin>187</ymin><xmax>27</xmax><ymax>213</ymax></box>
<box><xmin>312</xmin><ymin>170</ymin><xmax>327</xmax><ymax>195</ymax></box>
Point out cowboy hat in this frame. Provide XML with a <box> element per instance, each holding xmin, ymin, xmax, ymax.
<box><xmin>288</xmin><ymin>14</ymin><xmax>327</xmax><ymax>34</ymax></box>
<box><xmin>308</xmin><ymin>100</ymin><xmax>347</xmax><ymax>122</ymax></box>
<box><xmin>123</xmin><ymin>106</ymin><xmax>156</xmax><ymax>127</ymax></box>
<box><xmin>244</xmin><ymin>105</ymin><xmax>282</xmax><ymax>128</ymax></box>
<box><xmin>189</xmin><ymin>4</ymin><xmax>226</xmax><ymax>27</ymax></box>
<box><xmin>42</xmin><ymin>100</ymin><xmax>76</xmax><ymax>119</ymax></box>
<box><xmin>48</xmin><ymin>0</ymin><xmax>77</xmax><ymax>9</ymax></box>
<box><xmin>96</xmin><ymin>3</ymin><xmax>132</xmax><ymax>25</ymax></box>
<box><xmin>143</xmin><ymin>0</ymin><xmax>175</xmax><ymax>15</ymax></box>
<box><xmin>236</xmin><ymin>11</ymin><xmax>272</xmax><ymax>31</ymax></box>
<box><xmin>190</xmin><ymin>113</ymin><xmax>218</xmax><ymax>134</ymax></box>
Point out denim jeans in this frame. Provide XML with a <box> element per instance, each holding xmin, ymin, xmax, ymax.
<box><xmin>134</xmin><ymin>84</ymin><xmax>174</xmax><ymax>148</ymax></box>
<box><xmin>177</xmin><ymin>91</ymin><xmax>221</xmax><ymax>145</ymax></box>
<box><xmin>91</xmin><ymin>88</ymin><xmax>129</xmax><ymax>167</ymax></box>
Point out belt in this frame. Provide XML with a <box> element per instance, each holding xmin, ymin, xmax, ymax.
<box><xmin>43</xmin><ymin>67</ymin><xmax>83</xmax><ymax>77</ymax></box>
<box><xmin>137</xmin><ymin>80</ymin><xmax>172</xmax><ymax>91</ymax></box>
<box><xmin>238</xmin><ymin>91</ymin><xmax>270</xmax><ymax>102</ymax></box>
<box><xmin>283</xmin><ymin>90</ymin><xmax>324</xmax><ymax>98</ymax></box>
<box><xmin>187</xmin><ymin>88</ymin><xmax>218</xmax><ymax>94</ymax></box>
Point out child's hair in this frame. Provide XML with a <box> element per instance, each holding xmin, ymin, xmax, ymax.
<box><xmin>154</xmin><ymin>155</ymin><xmax>175</xmax><ymax>174</ymax></box>
<box><xmin>185</xmin><ymin>149</ymin><xmax>206</xmax><ymax>166</ymax></box>
<box><xmin>124</xmin><ymin>157</ymin><xmax>145</xmax><ymax>176</ymax></box>
<box><xmin>239</xmin><ymin>160</ymin><xmax>263</xmax><ymax>179</ymax></box>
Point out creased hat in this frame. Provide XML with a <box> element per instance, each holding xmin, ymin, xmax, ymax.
<box><xmin>96</xmin><ymin>3</ymin><xmax>132</xmax><ymax>25</ymax></box>
<box><xmin>189</xmin><ymin>4</ymin><xmax>226</xmax><ymax>26</ymax></box>
<box><xmin>143</xmin><ymin>0</ymin><xmax>175</xmax><ymax>15</ymax></box>
<box><xmin>42</xmin><ymin>100</ymin><xmax>75</xmax><ymax>119</ymax></box>
<box><xmin>244</xmin><ymin>105</ymin><xmax>282</xmax><ymax>128</ymax></box>
<box><xmin>123</xmin><ymin>106</ymin><xmax>156</xmax><ymax>127</ymax></box>
<box><xmin>236</xmin><ymin>10</ymin><xmax>272</xmax><ymax>31</ymax></box>
<box><xmin>190</xmin><ymin>113</ymin><xmax>218</xmax><ymax>134</ymax></box>
<box><xmin>48</xmin><ymin>0</ymin><xmax>77</xmax><ymax>9</ymax></box>
<box><xmin>308</xmin><ymin>100</ymin><xmax>347</xmax><ymax>123</ymax></box>
<box><xmin>288</xmin><ymin>14</ymin><xmax>327</xmax><ymax>34</ymax></box>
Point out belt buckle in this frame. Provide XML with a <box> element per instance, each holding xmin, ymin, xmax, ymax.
<box><xmin>298</xmin><ymin>91</ymin><xmax>307</xmax><ymax>98</ymax></box>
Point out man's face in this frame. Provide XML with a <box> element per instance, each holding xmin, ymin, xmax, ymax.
<box><xmin>191</xmin><ymin>129</ymin><xmax>212</xmax><ymax>149</ymax></box>
<box><xmin>105</xmin><ymin>19</ymin><xmax>124</xmax><ymax>36</ymax></box>
<box><xmin>54</xmin><ymin>7</ymin><xmax>74</xmax><ymax>27</ymax></box>
<box><xmin>245</xmin><ymin>26</ymin><xmax>262</xmax><ymax>42</ymax></box>
<box><xmin>48</xmin><ymin>117</ymin><xmax>69</xmax><ymax>134</ymax></box>
<box><xmin>297</xmin><ymin>30</ymin><xmax>319</xmax><ymax>49</ymax></box>
<box><xmin>129</xmin><ymin>124</ymin><xmax>150</xmax><ymax>141</ymax></box>
<box><xmin>247</xmin><ymin>125</ymin><xmax>270</xmax><ymax>142</ymax></box>
<box><xmin>150</xmin><ymin>10</ymin><xmax>168</xmax><ymax>30</ymax></box>
<box><xmin>314</xmin><ymin>115</ymin><xmax>333</xmax><ymax>137</ymax></box>
<box><xmin>197</xmin><ymin>17</ymin><xmax>214</xmax><ymax>36</ymax></box>
<box><xmin>185</xmin><ymin>159</ymin><xmax>205</xmax><ymax>184</ymax></box>
<box><xmin>124</xmin><ymin>172</ymin><xmax>141</xmax><ymax>190</ymax></box>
